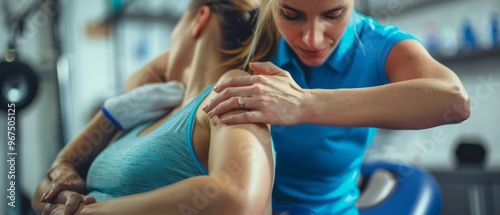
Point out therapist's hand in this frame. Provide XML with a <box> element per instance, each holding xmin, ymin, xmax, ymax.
<box><xmin>203</xmin><ymin>62</ymin><xmax>306</xmax><ymax>126</ymax></box>
<box><xmin>41</xmin><ymin>190</ymin><xmax>94</xmax><ymax>215</ymax></box>
<box><xmin>41</xmin><ymin>163</ymin><xmax>87</xmax><ymax>204</ymax></box>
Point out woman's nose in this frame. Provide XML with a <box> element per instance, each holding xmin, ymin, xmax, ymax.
<box><xmin>302</xmin><ymin>21</ymin><xmax>324</xmax><ymax>49</ymax></box>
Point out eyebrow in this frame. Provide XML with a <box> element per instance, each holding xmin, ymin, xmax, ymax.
<box><xmin>280</xmin><ymin>3</ymin><xmax>348</xmax><ymax>14</ymax></box>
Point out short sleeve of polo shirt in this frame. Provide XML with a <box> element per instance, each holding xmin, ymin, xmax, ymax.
<box><xmin>356</xmin><ymin>13</ymin><xmax>421</xmax><ymax>84</ymax></box>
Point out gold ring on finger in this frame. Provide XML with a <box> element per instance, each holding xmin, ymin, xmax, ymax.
<box><xmin>238</xmin><ymin>97</ymin><xmax>246</xmax><ymax>109</ymax></box>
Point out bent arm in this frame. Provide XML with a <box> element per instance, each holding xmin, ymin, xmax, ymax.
<box><xmin>32</xmin><ymin>112</ymin><xmax>120</xmax><ymax>213</ymax></box>
<box><xmin>78</xmin><ymin>72</ymin><xmax>274</xmax><ymax>215</ymax></box>
<box><xmin>33</xmin><ymin>52</ymin><xmax>171</xmax><ymax>213</ymax></box>
<box><xmin>52</xmin><ymin>112</ymin><xmax>121</xmax><ymax>174</ymax></box>
<box><xmin>302</xmin><ymin>40</ymin><xmax>470</xmax><ymax>129</ymax></box>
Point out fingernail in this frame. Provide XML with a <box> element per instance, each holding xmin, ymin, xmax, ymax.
<box><xmin>202</xmin><ymin>105</ymin><xmax>207</xmax><ymax>111</ymax></box>
<box><xmin>213</xmin><ymin>85</ymin><xmax>218</xmax><ymax>91</ymax></box>
<box><xmin>40</xmin><ymin>193</ymin><xmax>46</xmax><ymax>202</ymax></box>
<box><xmin>46</xmin><ymin>190</ymin><xmax>53</xmax><ymax>199</ymax></box>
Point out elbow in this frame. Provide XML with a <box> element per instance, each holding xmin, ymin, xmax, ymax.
<box><xmin>458</xmin><ymin>92</ymin><xmax>471</xmax><ymax>122</ymax></box>
<box><xmin>442</xmin><ymin>85</ymin><xmax>470</xmax><ymax>124</ymax></box>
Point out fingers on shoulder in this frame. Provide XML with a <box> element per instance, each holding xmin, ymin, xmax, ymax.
<box><xmin>208</xmin><ymin>69</ymin><xmax>250</xmax><ymax>103</ymax></box>
<box><xmin>218</xmin><ymin>69</ymin><xmax>251</xmax><ymax>82</ymax></box>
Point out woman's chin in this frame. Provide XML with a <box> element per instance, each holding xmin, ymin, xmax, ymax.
<box><xmin>300</xmin><ymin>58</ymin><xmax>328</xmax><ymax>67</ymax></box>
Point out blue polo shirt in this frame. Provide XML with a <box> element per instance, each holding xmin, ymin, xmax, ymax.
<box><xmin>270</xmin><ymin>11</ymin><xmax>418</xmax><ymax>214</ymax></box>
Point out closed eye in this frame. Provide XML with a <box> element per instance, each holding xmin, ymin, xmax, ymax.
<box><xmin>281</xmin><ymin>8</ymin><xmax>301</xmax><ymax>21</ymax></box>
<box><xmin>324</xmin><ymin>10</ymin><xmax>343</xmax><ymax>20</ymax></box>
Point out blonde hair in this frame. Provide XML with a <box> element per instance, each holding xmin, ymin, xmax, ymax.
<box><xmin>188</xmin><ymin>0</ymin><xmax>279</xmax><ymax>73</ymax></box>
<box><xmin>244</xmin><ymin>0</ymin><xmax>280</xmax><ymax>71</ymax></box>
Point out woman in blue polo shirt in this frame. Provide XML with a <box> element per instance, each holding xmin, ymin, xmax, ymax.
<box><xmin>203</xmin><ymin>0</ymin><xmax>470</xmax><ymax>214</ymax></box>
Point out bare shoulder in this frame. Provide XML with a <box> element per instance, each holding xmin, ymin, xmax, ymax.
<box><xmin>198</xmin><ymin>69</ymin><xmax>251</xmax><ymax>123</ymax></box>
<box><xmin>207</xmin><ymin>69</ymin><xmax>250</xmax><ymax>110</ymax></box>
<box><xmin>204</xmin><ymin>69</ymin><xmax>250</xmax><ymax>106</ymax></box>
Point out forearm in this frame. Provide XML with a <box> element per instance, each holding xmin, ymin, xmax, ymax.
<box><xmin>304</xmin><ymin>78</ymin><xmax>470</xmax><ymax>129</ymax></box>
<box><xmin>32</xmin><ymin>113</ymin><xmax>120</xmax><ymax>213</ymax></box>
<box><xmin>53</xmin><ymin>112</ymin><xmax>120</xmax><ymax>176</ymax></box>
<box><xmin>80</xmin><ymin>175</ymin><xmax>267</xmax><ymax>215</ymax></box>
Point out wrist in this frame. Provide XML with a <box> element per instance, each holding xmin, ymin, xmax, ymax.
<box><xmin>47</xmin><ymin>162</ymin><xmax>77</xmax><ymax>180</ymax></box>
<box><xmin>299</xmin><ymin>89</ymin><xmax>315</xmax><ymax>124</ymax></box>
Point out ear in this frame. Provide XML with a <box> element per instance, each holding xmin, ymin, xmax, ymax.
<box><xmin>192</xmin><ymin>6</ymin><xmax>212</xmax><ymax>38</ymax></box>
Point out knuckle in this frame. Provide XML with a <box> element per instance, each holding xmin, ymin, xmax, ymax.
<box><xmin>220</xmin><ymin>88</ymin><xmax>230</xmax><ymax>97</ymax></box>
<box><xmin>233</xmin><ymin>98</ymin><xmax>241</xmax><ymax>108</ymax></box>
<box><xmin>69</xmin><ymin>192</ymin><xmax>79</xmax><ymax>198</ymax></box>
<box><xmin>256</xmin><ymin>85</ymin><xmax>267</xmax><ymax>95</ymax></box>
<box><xmin>243</xmin><ymin>111</ymin><xmax>253</xmax><ymax>120</ymax></box>
<box><xmin>254</xmin><ymin>75</ymin><xmax>265</xmax><ymax>83</ymax></box>
<box><xmin>226</xmin><ymin>88</ymin><xmax>236</xmax><ymax>96</ymax></box>
<box><xmin>250</xmin><ymin>84</ymin><xmax>258</xmax><ymax>92</ymax></box>
<box><xmin>219</xmin><ymin>79</ymin><xmax>228</xmax><ymax>87</ymax></box>
<box><xmin>212</xmin><ymin>105</ymin><xmax>219</xmax><ymax>114</ymax></box>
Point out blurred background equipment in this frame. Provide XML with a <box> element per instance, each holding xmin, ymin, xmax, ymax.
<box><xmin>455</xmin><ymin>141</ymin><xmax>487</xmax><ymax>168</ymax></box>
<box><xmin>1</xmin><ymin>0</ymin><xmax>45</xmax><ymax>214</ymax></box>
<box><xmin>358</xmin><ymin>162</ymin><xmax>442</xmax><ymax>215</ymax></box>
<box><xmin>0</xmin><ymin>57</ymin><xmax>38</xmax><ymax>112</ymax></box>
<box><xmin>432</xmin><ymin>139</ymin><xmax>500</xmax><ymax>215</ymax></box>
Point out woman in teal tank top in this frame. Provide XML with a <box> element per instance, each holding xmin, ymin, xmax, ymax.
<box><xmin>32</xmin><ymin>1</ymin><xmax>280</xmax><ymax>214</ymax></box>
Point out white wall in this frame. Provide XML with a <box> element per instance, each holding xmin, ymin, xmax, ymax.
<box><xmin>62</xmin><ymin>0</ymin><xmax>113</xmax><ymax>140</ymax></box>
<box><xmin>365</xmin><ymin>0</ymin><xmax>500</xmax><ymax>171</ymax></box>
<box><xmin>63</xmin><ymin>0</ymin><xmax>183</xmax><ymax>140</ymax></box>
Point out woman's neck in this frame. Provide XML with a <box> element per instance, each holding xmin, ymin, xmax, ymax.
<box><xmin>177</xmin><ymin>42</ymin><xmax>228</xmax><ymax>103</ymax></box>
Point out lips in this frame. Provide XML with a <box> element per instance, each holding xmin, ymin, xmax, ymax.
<box><xmin>299</xmin><ymin>48</ymin><xmax>326</xmax><ymax>58</ymax></box>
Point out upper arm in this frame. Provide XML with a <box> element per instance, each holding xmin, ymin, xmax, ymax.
<box><xmin>207</xmin><ymin>70</ymin><xmax>274</xmax><ymax>178</ymax></box>
<box><xmin>206</xmin><ymin>70</ymin><xmax>274</xmax><ymax>208</ymax></box>
<box><xmin>385</xmin><ymin>40</ymin><xmax>462</xmax><ymax>85</ymax></box>
<box><xmin>123</xmin><ymin>52</ymin><xmax>169</xmax><ymax>93</ymax></box>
